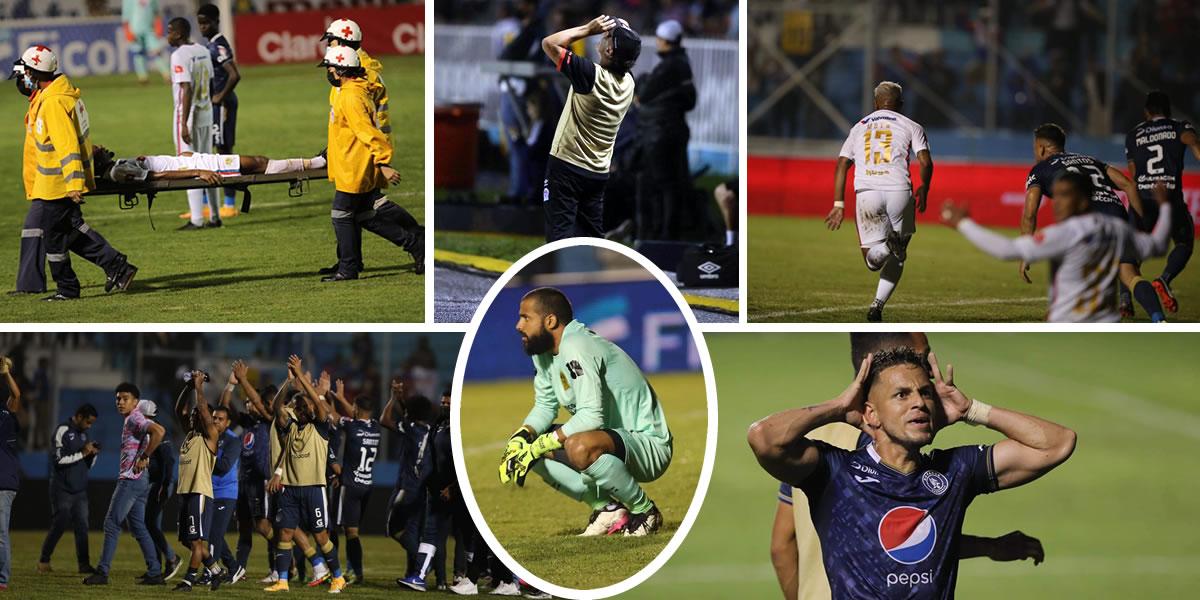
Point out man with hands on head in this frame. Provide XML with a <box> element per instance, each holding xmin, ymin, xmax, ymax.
<box><xmin>749</xmin><ymin>349</ymin><xmax>1076</xmax><ymax>599</ymax></box>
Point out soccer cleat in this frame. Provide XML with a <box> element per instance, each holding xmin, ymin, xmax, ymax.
<box><xmin>449</xmin><ymin>578</ymin><xmax>479</xmax><ymax>595</ymax></box>
<box><xmin>260</xmin><ymin>571</ymin><xmax>280</xmax><ymax>584</ymax></box>
<box><xmin>622</xmin><ymin>505</ymin><xmax>663</xmax><ymax>537</ymax></box>
<box><xmin>177</xmin><ymin>222</ymin><xmax>204</xmax><ymax>231</ymax></box>
<box><xmin>867</xmin><ymin>301</ymin><xmax>884</xmax><ymax>323</ymax></box>
<box><xmin>581</xmin><ymin>502</ymin><xmax>628</xmax><ymax>536</ymax></box>
<box><xmin>82</xmin><ymin>573</ymin><xmax>109</xmax><ymax>585</ymax></box>
<box><xmin>1153</xmin><ymin>278</ymin><xmax>1178</xmax><ymax>313</ymax></box>
<box><xmin>228</xmin><ymin>565</ymin><xmax>247</xmax><ymax>584</ymax></box>
<box><xmin>264</xmin><ymin>580</ymin><xmax>290</xmax><ymax>593</ymax></box>
<box><xmin>328</xmin><ymin>576</ymin><xmax>347</xmax><ymax>594</ymax></box>
<box><xmin>43</xmin><ymin>293</ymin><xmax>76</xmax><ymax>302</ymax></box>
<box><xmin>307</xmin><ymin>565</ymin><xmax>331</xmax><ymax>587</ymax></box>
<box><xmin>205</xmin><ymin>218</ymin><xmax>223</xmax><ymax>229</ymax></box>
<box><xmin>397</xmin><ymin>575</ymin><xmax>427</xmax><ymax>592</ymax></box>
<box><xmin>165</xmin><ymin>556</ymin><xmax>183</xmax><ymax>580</ymax></box>
<box><xmin>219</xmin><ymin>206</ymin><xmax>239</xmax><ymax>219</ymax></box>
<box><xmin>208</xmin><ymin>569</ymin><xmax>224</xmax><ymax>591</ymax></box>
<box><xmin>321</xmin><ymin>273</ymin><xmax>359</xmax><ymax>282</ymax></box>
<box><xmin>490</xmin><ymin>581</ymin><xmax>521</xmax><ymax>596</ymax></box>
<box><xmin>171</xmin><ymin>581</ymin><xmax>193</xmax><ymax>592</ymax></box>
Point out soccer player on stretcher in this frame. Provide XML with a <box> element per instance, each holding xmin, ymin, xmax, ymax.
<box><xmin>91</xmin><ymin>145</ymin><xmax>327</xmax><ymax>186</ymax></box>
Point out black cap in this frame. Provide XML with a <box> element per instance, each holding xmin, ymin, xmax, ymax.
<box><xmin>611</xmin><ymin>25</ymin><xmax>641</xmax><ymax>71</ymax></box>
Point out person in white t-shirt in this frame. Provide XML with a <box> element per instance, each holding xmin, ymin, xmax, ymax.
<box><xmin>942</xmin><ymin>172</ymin><xmax>1172</xmax><ymax>322</ymax></box>
<box><xmin>166</xmin><ymin>17</ymin><xmax>219</xmax><ymax>231</ymax></box>
<box><xmin>825</xmin><ymin>81</ymin><xmax>934</xmax><ymax>322</ymax></box>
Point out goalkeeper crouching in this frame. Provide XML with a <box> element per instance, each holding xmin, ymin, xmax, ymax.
<box><xmin>501</xmin><ymin>287</ymin><xmax>672</xmax><ymax>536</ymax></box>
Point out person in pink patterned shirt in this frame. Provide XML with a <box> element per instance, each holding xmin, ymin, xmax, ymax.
<box><xmin>83</xmin><ymin>383</ymin><xmax>166</xmax><ymax>586</ymax></box>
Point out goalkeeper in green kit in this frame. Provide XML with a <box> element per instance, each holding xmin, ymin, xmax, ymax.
<box><xmin>500</xmin><ymin>287</ymin><xmax>672</xmax><ymax>536</ymax></box>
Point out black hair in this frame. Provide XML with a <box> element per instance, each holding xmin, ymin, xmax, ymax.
<box><xmin>168</xmin><ymin>17</ymin><xmax>191</xmax><ymax>37</ymax></box>
<box><xmin>92</xmin><ymin>145</ymin><xmax>115</xmax><ymax>180</ymax></box>
<box><xmin>1034</xmin><ymin>123</ymin><xmax>1066</xmax><ymax>149</ymax></box>
<box><xmin>1145</xmin><ymin>90</ymin><xmax>1171</xmax><ymax>118</ymax></box>
<box><xmin>213</xmin><ymin>404</ymin><xmax>234</xmax><ymax>420</ymax></box>
<box><xmin>523</xmin><ymin>287</ymin><xmax>574</xmax><ymax>324</ymax></box>
<box><xmin>863</xmin><ymin>347</ymin><xmax>930</xmax><ymax>393</ymax></box>
<box><xmin>353</xmin><ymin>395</ymin><xmax>375</xmax><ymax>414</ymax></box>
<box><xmin>198</xmin><ymin>4</ymin><xmax>219</xmax><ymax>20</ymax></box>
<box><xmin>441</xmin><ymin>387</ymin><xmax>452</xmax><ymax>398</ymax></box>
<box><xmin>75</xmin><ymin>403</ymin><xmax>98</xmax><ymax>419</ymax></box>
<box><xmin>333</xmin><ymin>65</ymin><xmax>366</xmax><ymax>79</ymax></box>
<box><xmin>406</xmin><ymin>395</ymin><xmax>435</xmax><ymax>424</ymax></box>
<box><xmin>849</xmin><ymin>333</ymin><xmax>924</xmax><ymax>373</ymax></box>
<box><xmin>28</xmin><ymin>69</ymin><xmax>56</xmax><ymax>82</ymax></box>
<box><xmin>115</xmin><ymin>382</ymin><xmax>141</xmax><ymax>398</ymax></box>
<box><xmin>1053</xmin><ymin>170</ymin><xmax>1095</xmax><ymax>201</ymax></box>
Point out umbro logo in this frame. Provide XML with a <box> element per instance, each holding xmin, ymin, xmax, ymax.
<box><xmin>697</xmin><ymin>261</ymin><xmax>721</xmax><ymax>275</ymax></box>
<box><xmin>855</xmin><ymin>475</ymin><xmax>881</xmax><ymax>484</ymax></box>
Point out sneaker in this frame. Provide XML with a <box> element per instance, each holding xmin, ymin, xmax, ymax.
<box><xmin>398</xmin><ymin>575</ymin><xmax>427</xmax><ymax>592</ymax></box>
<box><xmin>490</xmin><ymin>581</ymin><xmax>521</xmax><ymax>596</ymax></box>
<box><xmin>320</xmin><ymin>273</ymin><xmax>358</xmax><ymax>282</ymax></box>
<box><xmin>78</xmin><ymin>565</ymin><xmax>96</xmax><ymax>575</ymax></box>
<box><xmin>138</xmin><ymin>574</ymin><xmax>166</xmax><ymax>585</ymax></box>
<box><xmin>410</xmin><ymin>230</ymin><xmax>425</xmax><ymax>275</ymax></box>
<box><xmin>205</xmin><ymin>218</ymin><xmax>223</xmax><ymax>228</ymax></box>
<box><xmin>328</xmin><ymin>576</ymin><xmax>346</xmax><ymax>594</ymax></box>
<box><xmin>177</xmin><ymin>222</ymin><xmax>204</xmax><ymax>231</ymax></box>
<box><xmin>581</xmin><ymin>503</ymin><xmax>628</xmax><ymax>536</ymax></box>
<box><xmin>260</xmin><ymin>571</ymin><xmax>280</xmax><ymax>584</ymax></box>
<box><xmin>263</xmin><ymin>580</ymin><xmax>290</xmax><ymax>593</ymax></box>
<box><xmin>219</xmin><ymin>206</ymin><xmax>239</xmax><ymax>219</ymax></box>
<box><xmin>867</xmin><ymin>301</ymin><xmax>884</xmax><ymax>323</ymax></box>
<box><xmin>165</xmin><ymin>556</ymin><xmax>183</xmax><ymax>580</ymax></box>
<box><xmin>82</xmin><ymin>573</ymin><xmax>109</xmax><ymax>585</ymax></box>
<box><xmin>208</xmin><ymin>569</ymin><xmax>224</xmax><ymax>591</ymax></box>
<box><xmin>307</xmin><ymin>565</ymin><xmax>331</xmax><ymax>587</ymax></box>
<box><xmin>317</xmin><ymin>263</ymin><xmax>339</xmax><ymax>276</ymax></box>
<box><xmin>36</xmin><ymin>562</ymin><xmax>52</xmax><ymax>574</ymax></box>
<box><xmin>43</xmin><ymin>293</ymin><xmax>76</xmax><ymax>302</ymax></box>
<box><xmin>228</xmin><ymin>565</ymin><xmax>246</xmax><ymax>584</ymax></box>
<box><xmin>1153</xmin><ymin>277</ymin><xmax>1178</xmax><ymax>313</ymax></box>
<box><xmin>171</xmin><ymin>581</ymin><xmax>193</xmax><ymax>592</ymax></box>
<box><xmin>105</xmin><ymin>263</ymin><xmax>138</xmax><ymax>293</ymax></box>
<box><xmin>448</xmin><ymin>579</ymin><xmax>478</xmax><ymax>595</ymax></box>
<box><xmin>622</xmin><ymin>505</ymin><xmax>663</xmax><ymax>536</ymax></box>
<box><xmin>522</xmin><ymin>589</ymin><xmax>552</xmax><ymax>599</ymax></box>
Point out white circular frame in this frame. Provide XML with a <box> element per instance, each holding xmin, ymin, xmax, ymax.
<box><xmin>449</xmin><ymin>237</ymin><xmax>720</xmax><ymax>600</ymax></box>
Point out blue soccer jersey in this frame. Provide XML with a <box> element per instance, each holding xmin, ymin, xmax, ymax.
<box><xmin>1026</xmin><ymin>152</ymin><xmax>1128</xmax><ymax>220</ymax></box>
<box><xmin>797</xmin><ymin>441</ymin><xmax>998</xmax><ymax>599</ymax></box>
<box><xmin>340</xmin><ymin>417</ymin><xmax>381</xmax><ymax>488</ymax></box>
<box><xmin>206</xmin><ymin>33</ymin><xmax>235</xmax><ymax>97</ymax></box>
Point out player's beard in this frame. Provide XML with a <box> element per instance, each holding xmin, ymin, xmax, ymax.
<box><xmin>521</xmin><ymin>329</ymin><xmax>554</xmax><ymax>356</ymax></box>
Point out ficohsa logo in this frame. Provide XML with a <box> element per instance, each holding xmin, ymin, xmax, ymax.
<box><xmin>878</xmin><ymin>506</ymin><xmax>936</xmax><ymax>564</ymax></box>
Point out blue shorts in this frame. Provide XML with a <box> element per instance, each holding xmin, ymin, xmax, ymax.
<box><xmin>238</xmin><ymin>476</ymin><xmax>269</xmax><ymax>521</ymax></box>
<box><xmin>334</xmin><ymin>484</ymin><xmax>371</xmax><ymax>528</ymax></box>
<box><xmin>213</xmin><ymin>95</ymin><xmax>237</xmax><ymax>151</ymax></box>
<box><xmin>276</xmin><ymin>485</ymin><xmax>329</xmax><ymax>533</ymax></box>
<box><xmin>178</xmin><ymin>493</ymin><xmax>214</xmax><ymax>542</ymax></box>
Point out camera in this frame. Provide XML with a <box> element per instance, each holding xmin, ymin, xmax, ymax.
<box><xmin>182</xmin><ymin>369</ymin><xmax>211</xmax><ymax>386</ymax></box>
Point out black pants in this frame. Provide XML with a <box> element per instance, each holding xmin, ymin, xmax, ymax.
<box><xmin>39</xmin><ymin>485</ymin><xmax>90</xmax><ymax>567</ymax></box>
<box><xmin>332</xmin><ymin>190</ymin><xmax>422</xmax><ymax>276</ymax></box>
<box><xmin>543</xmin><ymin>157</ymin><xmax>607</xmax><ymax>242</ymax></box>
<box><xmin>37</xmin><ymin>199</ymin><xmax>125</xmax><ymax>297</ymax></box>
<box><xmin>208</xmin><ymin>498</ymin><xmax>238</xmax><ymax>571</ymax></box>
<box><xmin>17</xmin><ymin>201</ymin><xmax>47</xmax><ymax>293</ymax></box>
<box><xmin>637</xmin><ymin>135</ymin><xmax>690</xmax><ymax>240</ymax></box>
<box><xmin>146</xmin><ymin>484</ymin><xmax>176</xmax><ymax>567</ymax></box>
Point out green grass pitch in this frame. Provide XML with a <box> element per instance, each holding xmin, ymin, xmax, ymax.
<box><xmin>749</xmin><ymin>215</ymin><xmax>1200</xmax><ymax>322</ymax></box>
<box><xmin>0</xmin><ymin>57</ymin><xmax>424</xmax><ymax>322</ymax></box>
<box><xmin>4</xmin><ymin>531</ymin><xmax>467</xmax><ymax>597</ymax></box>
<box><xmin>459</xmin><ymin>373</ymin><xmax>708</xmax><ymax>590</ymax></box>
<box><xmin>623</xmin><ymin>332</ymin><xmax>1200</xmax><ymax>599</ymax></box>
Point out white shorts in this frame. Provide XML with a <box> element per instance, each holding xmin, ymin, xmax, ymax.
<box><xmin>175</xmin><ymin>108</ymin><xmax>213</xmax><ymax>155</ymax></box>
<box><xmin>855</xmin><ymin>189</ymin><xmax>915</xmax><ymax>248</ymax></box>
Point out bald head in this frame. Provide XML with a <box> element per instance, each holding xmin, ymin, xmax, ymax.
<box><xmin>874</xmin><ymin>81</ymin><xmax>903</xmax><ymax>110</ymax></box>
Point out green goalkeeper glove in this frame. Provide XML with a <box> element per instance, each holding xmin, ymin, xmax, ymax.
<box><xmin>509</xmin><ymin>432</ymin><xmax>563</xmax><ymax>487</ymax></box>
<box><xmin>499</xmin><ymin>427</ymin><xmax>534</xmax><ymax>484</ymax></box>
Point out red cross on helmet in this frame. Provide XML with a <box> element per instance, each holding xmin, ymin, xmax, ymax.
<box><xmin>322</xmin><ymin>18</ymin><xmax>362</xmax><ymax>44</ymax></box>
<box><xmin>14</xmin><ymin>45</ymin><xmax>58</xmax><ymax>74</ymax></box>
<box><xmin>318</xmin><ymin>46</ymin><xmax>361</xmax><ymax>69</ymax></box>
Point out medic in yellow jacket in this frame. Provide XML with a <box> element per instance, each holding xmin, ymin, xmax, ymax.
<box><xmin>321</xmin><ymin>19</ymin><xmax>391</xmax><ymax>141</ymax></box>
<box><xmin>322</xmin><ymin>50</ymin><xmax>401</xmax><ymax>193</ymax></box>
<box><xmin>23</xmin><ymin>68</ymin><xmax>95</xmax><ymax>201</ymax></box>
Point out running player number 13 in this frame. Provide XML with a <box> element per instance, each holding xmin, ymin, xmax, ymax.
<box><xmin>863</xmin><ymin>127</ymin><xmax>893</xmax><ymax>165</ymax></box>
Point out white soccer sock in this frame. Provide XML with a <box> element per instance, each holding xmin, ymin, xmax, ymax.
<box><xmin>865</xmin><ymin>243</ymin><xmax>891</xmax><ymax>271</ymax></box>
<box><xmin>264</xmin><ymin>158</ymin><xmax>307</xmax><ymax>174</ymax></box>
<box><xmin>187</xmin><ymin>189</ymin><xmax>206</xmax><ymax>226</ymax></box>
<box><xmin>725</xmin><ymin>230</ymin><xmax>736</xmax><ymax>246</ymax></box>
<box><xmin>874</xmin><ymin>257</ymin><xmax>905</xmax><ymax>305</ymax></box>
<box><xmin>309</xmin><ymin>155</ymin><xmax>327</xmax><ymax>169</ymax></box>
<box><xmin>416</xmin><ymin>542</ymin><xmax>436</xmax><ymax>579</ymax></box>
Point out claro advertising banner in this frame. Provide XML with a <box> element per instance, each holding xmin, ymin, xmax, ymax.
<box><xmin>234</xmin><ymin>4</ymin><xmax>424</xmax><ymax>66</ymax></box>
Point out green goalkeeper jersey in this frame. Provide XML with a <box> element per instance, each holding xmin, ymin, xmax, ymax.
<box><xmin>524</xmin><ymin>320</ymin><xmax>671</xmax><ymax>443</ymax></box>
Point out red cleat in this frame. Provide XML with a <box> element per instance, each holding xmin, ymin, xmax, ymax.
<box><xmin>1152</xmin><ymin>278</ymin><xmax>1178</xmax><ymax>313</ymax></box>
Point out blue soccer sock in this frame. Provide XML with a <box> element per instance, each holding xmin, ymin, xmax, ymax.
<box><xmin>224</xmin><ymin>192</ymin><xmax>236</xmax><ymax>208</ymax></box>
<box><xmin>319</xmin><ymin>540</ymin><xmax>341</xmax><ymax>578</ymax></box>
<box><xmin>275</xmin><ymin>541</ymin><xmax>293</xmax><ymax>581</ymax></box>
<box><xmin>1133</xmin><ymin>280</ymin><xmax>1164</xmax><ymax>321</ymax></box>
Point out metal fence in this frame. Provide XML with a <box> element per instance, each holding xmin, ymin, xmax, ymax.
<box><xmin>435</xmin><ymin>25</ymin><xmax>739</xmax><ymax>171</ymax></box>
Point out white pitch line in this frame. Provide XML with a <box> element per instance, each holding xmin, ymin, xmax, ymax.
<box><xmin>753</xmin><ymin>296</ymin><xmax>1046</xmax><ymax>320</ymax></box>
<box><xmin>948</xmin><ymin>345</ymin><xmax>1200</xmax><ymax>441</ymax></box>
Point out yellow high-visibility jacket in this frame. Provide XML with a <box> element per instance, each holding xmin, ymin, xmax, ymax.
<box><xmin>327</xmin><ymin>77</ymin><xmax>392</xmax><ymax>194</ymax></box>
<box><xmin>23</xmin><ymin>75</ymin><xmax>94</xmax><ymax>200</ymax></box>
<box><xmin>327</xmin><ymin>48</ymin><xmax>391</xmax><ymax>140</ymax></box>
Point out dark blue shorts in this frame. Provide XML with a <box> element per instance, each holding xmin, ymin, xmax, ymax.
<box><xmin>178</xmin><ymin>493</ymin><xmax>214</xmax><ymax>542</ymax></box>
<box><xmin>238</xmin><ymin>476</ymin><xmax>269</xmax><ymax>521</ymax></box>
<box><xmin>276</xmin><ymin>485</ymin><xmax>329</xmax><ymax>533</ymax></box>
<box><xmin>333</xmin><ymin>484</ymin><xmax>371</xmax><ymax>528</ymax></box>
<box><xmin>213</xmin><ymin>96</ymin><xmax>237</xmax><ymax>151</ymax></box>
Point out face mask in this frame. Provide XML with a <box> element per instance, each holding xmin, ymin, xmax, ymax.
<box><xmin>326</xmin><ymin>71</ymin><xmax>341</xmax><ymax>87</ymax></box>
<box><xmin>15</xmin><ymin>74</ymin><xmax>33</xmax><ymax>97</ymax></box>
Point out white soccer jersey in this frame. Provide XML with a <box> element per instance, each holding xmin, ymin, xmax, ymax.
<box><xmin>839</xmin><ymin>109</ymin><xmax>929</xmax><ymax>192</ymax></box>
<box><xmin>109</xmin><ymin>154</ymin><xmax>241</xmax><ymax>182</ymax></box>
<box><xmin>958</xmin><ymin>211</ymin><xmax>1170</xmax><ymax>323</ymax></box>
<box><xmin>171</xmin><ymin>43</ymin><xmax>213</xmax><ymax>113</ymax></box>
